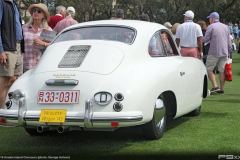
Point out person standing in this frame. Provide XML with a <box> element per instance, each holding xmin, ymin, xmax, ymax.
<box><xmin>115</xmin><ymin>9</ymin><xmax>124</xmax><ymax>20</ymax></box>
<box><xmin>228</xmin><ymin>23</ymin><xmax>233</xmax><ymax>34</ymax></box>
<box><xmin>233</xmin><ymin>23</ymin><xmax>239</xmax><ymax>39</ymax></box>
<box><xmin>202</xmin><ymin>12</ymin><xmax>232</xmax><ymax>94</ymax></box>
<box><xmin>22</xmin><ymin>3</ymin><xmax>52</xmax><ymax>72</ymax></box>
<box><xmin>171</xmin><ymin>23</ymin><xmax>180</xmax><ymax>39</ymax></box>
<box><xmin>48</xmin><ymin>5</ymin><xmax>66</xmax><ymax>29</ymax></box>
<box><xmin>197</xmin><ymin>20</ymin><xmax>209</xmax><ymax>65</ymax></box>
<box><xmin>163</xmin><ymin>22</ymin><xmax>172</xmax><ymax>30</ymax></box>
<box><xmin>0</xmin><ymin>0</ymin><xmax>23</xmax><ymax>109</ymax></box>
<box><xmin>175</xmin><ymin>10</ymin><xmax>203</xmax><ymax>59</ymax></box>
<box><xmin>139</xmin><ymin>13</ymin><xmax>150</xmax><ymax>22</ymax></box>
<box><xmin>171</xmin><ymin>23</ymin><xmax>181</xmax><ymax>53</ymax></box>
<box><xmin>53</xmin><ymin>7</ymin><xmax>78</xmax><ymax>34</ymax></box>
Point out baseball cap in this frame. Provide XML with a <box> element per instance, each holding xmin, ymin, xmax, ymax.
<box><xmin>164</xmin><ymin>22</ymin><xmax>172</xmax><ymax>27</ymax></box>
<box><xmin>207</xmin><ymin>12</ymin><xmax>219</xmax><ymax>18</ymax></box>
<box><xmin>183</xmin><ymin>10</ymin><xmax>194</xmax><ymax>19</ymax></box>
<box><xmin>67</xmin><ymin>6</ymin><xmax>75</xmax><ymax>14</ymax></box>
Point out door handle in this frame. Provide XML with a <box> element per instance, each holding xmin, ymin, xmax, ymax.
<box><xmin>180</xmin><ymin>71</ymin><xmax>185</xmax><ymax>76</ymax></box>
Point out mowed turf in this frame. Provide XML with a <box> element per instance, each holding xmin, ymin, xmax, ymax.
<box><xmin>0</xmin><ymin>52</ymin><xmax>240</xmax><ymax>160</ymax></box>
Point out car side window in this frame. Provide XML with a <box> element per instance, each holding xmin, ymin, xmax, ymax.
<box><xmin>160</xmin><ymin>31</ymin><xmax>179</xmax><ymax>56</ymax></box>
<box><xmin>148</xmin><ymin>32</ymin><xmax>166</xmax><ymax>57</ymax></box>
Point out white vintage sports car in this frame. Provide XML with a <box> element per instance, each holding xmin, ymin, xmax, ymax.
<box><xmin>0</xmin><ymin>20</ymin><xmax>208</xmax><ymax>140</ymax></box>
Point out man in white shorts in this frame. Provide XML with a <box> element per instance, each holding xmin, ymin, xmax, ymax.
<box><xmin>203</xmin><ymin>12</ymin><xmax>232</xmax><ymax>94</ymax></box>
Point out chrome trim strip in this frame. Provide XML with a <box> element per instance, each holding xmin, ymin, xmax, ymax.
<box><xmin>0</xmin><ymin>115</ymin><xmax>18</xmax><ymax>119</ymax></box>
<box><xmin>18</xmin><ymin>97</ymin><xmax>26</xmax><ymax>126</ymax></box>
<box><xmin>84</xmin><ymin>99</ymin><xmax>93</xmax><ymax>128</ymax></box>
<box><xmin>66</xmin><ymin>117</ymin><xmax>84</xmax><ymax>122</ymax></box>
<box><xmin>21</xmin><ymin>116</ymin><xmax>143</xmax><ymax>123</ymax></box>
<box><xmin>92</xmin><ymin>115</ymin><xmax>143</xmax><ymax>122</ymax></box>
<box><xmin>45</xmin><ymin>79</ymin><xmax>79</xmax><ymax>86</ymax></box>
<box><xmin>24</xmin><ymin>115</ymin><xmax>40</xmax><ymax>119</ymax></box>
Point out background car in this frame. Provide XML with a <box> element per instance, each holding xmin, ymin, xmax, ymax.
<box><xmin>0</xmin><ymin>20</ymin><xmax>208</xmax><ymax>140</ymax></box>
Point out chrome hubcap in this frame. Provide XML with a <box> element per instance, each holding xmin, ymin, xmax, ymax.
<box><xmin>155</xmin><ymin>115</ymin><xmax>165</xmax><ymax>133</ymax></box>
<box><xmin>154</xmin><ymin>99</ymin><xmax>165</xmax><ymax>133</ymax></box>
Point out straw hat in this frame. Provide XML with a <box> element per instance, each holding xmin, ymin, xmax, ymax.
<box><xmin>28</xmin><ymin>3</ymin><xmax>50</xmax><ymax>21</ymax></box>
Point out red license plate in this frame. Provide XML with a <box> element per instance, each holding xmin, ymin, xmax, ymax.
<box><xmin>37</xmin><ymin>90</ymin><xmax>80</xmax><ymax>104</ymax></box>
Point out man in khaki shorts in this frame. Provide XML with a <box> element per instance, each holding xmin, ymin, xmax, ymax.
<box><xmin>203</xmin><ymin>12</ymin><xmax>232</xmax><ymax>94</ymax></box>
<box><xmin>0</xmin><ymin>0</ymin><xmax>23</xmax><ymax>109</ymax></box>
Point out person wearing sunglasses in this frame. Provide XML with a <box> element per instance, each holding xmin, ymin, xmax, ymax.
<box><xmin>0</xmin><ymin>0</ymin><xmax>23</xmax><ymax>110</ymax></box>
<box><xmin>22</xmin><ymin>3</ymin><xmax>53</xmax><ymax>73</ymax></box>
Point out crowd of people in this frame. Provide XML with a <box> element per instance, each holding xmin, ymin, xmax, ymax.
<box><xmin>0</xmin><ymin>1</ymin><xmax>237</xmax><ymax>109</ymax></box>
<box><xmin>172</xmin><ymin>11</ymin><xmax>232</xmax><ymax>95</ymax></box>
<box><xmin>0</xmin><ymin>2</ymin><xmax>79</xmax><ymax>109</ymax></box>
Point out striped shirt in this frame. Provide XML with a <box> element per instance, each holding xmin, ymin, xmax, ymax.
<box><xmin>202</xmin><ymin>21</ymin><xmax>231</xmax><ymax>57</ymax></box>
<box><xmin>22</xmin><ymin>24</ymin><xmax>52</xmax><ymax>69</ymax></box>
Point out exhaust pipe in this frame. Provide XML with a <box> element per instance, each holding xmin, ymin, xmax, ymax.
<box><xmin>57</xmin><ymin>126</ymin><xmax>70</xmax><ymax>133</ymax></box>
<box><xmin>37</xmin><ymin>125</ymin><xmax>49</xmax><ymax>133</ymax></box>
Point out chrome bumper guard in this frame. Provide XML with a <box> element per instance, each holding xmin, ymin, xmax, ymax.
<box><xmin>0</xmin><ymin>99</ymin><xmax>143</xmax><ymax>128</ymax></box>
<box><xmin>84</xmin><ymin>99</ymin><xmax>93</xmax><ymax>128</ymax></box>
<box><xmin>18</xmin><ymin>97</ymin><xmax>26</xmax><ymax>126</ymax></box>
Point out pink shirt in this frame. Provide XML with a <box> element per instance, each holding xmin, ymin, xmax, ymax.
<box><xmin>53</xmin><ymin>17</ymin><xmax>78</xmax><ymax>34</ymax></box>
<box><xmin>22</xmin><ymin>24</ymin><xmax>52</xmax><ymax>69</ymax></box>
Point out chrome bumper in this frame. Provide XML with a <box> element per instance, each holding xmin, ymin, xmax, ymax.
<box><xmin>0</xmin><ymin>98</ymin><xmax>143</xmax><ymax>128</ymax></box>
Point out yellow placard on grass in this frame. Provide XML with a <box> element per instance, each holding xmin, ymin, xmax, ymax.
<box><xmin>39</xmin><ymin>110</ymin><xmax>67</xmax><ymax>123</ymax></box>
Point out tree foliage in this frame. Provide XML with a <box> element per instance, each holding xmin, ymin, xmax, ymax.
<box><xmin>16</xmin><ymin>0</ymin><xmax>240</xmax><ymax>24</ymax></box>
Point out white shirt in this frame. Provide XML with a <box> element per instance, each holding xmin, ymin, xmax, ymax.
<box><xmin>175</xmin><ymin>20</ymin><xmax>203</xmax><ymax>47</ymax></box>
<box><xmin>55</xmin><ymin>14</ymin><xmax>62</xmax><ymax>17</ymax></box>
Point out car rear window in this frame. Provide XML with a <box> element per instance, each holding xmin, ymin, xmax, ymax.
<box><xmin>52</xmin><ymin>26</ymin><xmax>136</xmax><ymax>44</ymax></box>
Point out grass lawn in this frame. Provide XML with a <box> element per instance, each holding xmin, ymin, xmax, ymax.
<box><xmin>0</xmin><ymin>52</ymin><xmax>240</xmax><ymax>160</ymax></box>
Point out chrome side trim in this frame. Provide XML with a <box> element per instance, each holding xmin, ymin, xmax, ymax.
<box><xmin>18</xmin><ymin>97</ymin><xmax>26</xmax><ymax>126</ymax></box>
<box><xmin>66</xmin><ymin>117</ymin><xmax>84</xmax><ymax>122</ymax></box>
<box><xmin>23</xmin><ymin>116</ymin><xmax>143</xmax><ymax>123</ymax></box>
<box><xmin>0</xmin><ymin>115</ymin><xmax>18</xmax><ymax>119</ymax></box>
<box><xmin>92</xmin><ymin>115</ymin><xmax>143</xmax><ymax>123</ymax></box>
<box><xmin>45</xmin><ymin>79</ymin><xmax>79</xmax><ymax>86</ymax></box>
<box><xmin>84</xmin><ymin>99</ymin><xmax>93</xmax><ymax>128</ymax></box>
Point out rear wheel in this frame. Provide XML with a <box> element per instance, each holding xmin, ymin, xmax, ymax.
<box><xmin>142</xmin><ymin>99</ymin><xmax>166</xmax><ymax>140</ymax></box>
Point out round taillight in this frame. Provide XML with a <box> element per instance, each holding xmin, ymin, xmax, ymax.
<box><xmin>5</xmin><ymin>100</ymin><xmax>12</xmax><ymax>109</ymax></box>
<box><xmin>114</xmin><ymin>93</ymin><xmax>124</xmax><ymax>101</ymax></box>
<box><xmin>8</xmin><ymin>92</ymin><xmax>13</xmax><ymax>99</ymax></box>
<box><xmin>113</xmin><ymin>102</ymin><xmax>123</xmax><ymax>112</ymax></box>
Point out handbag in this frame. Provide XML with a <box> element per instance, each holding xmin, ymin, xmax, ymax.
<box><xmin>225</xmin><ymin>58</ymin><xmax>232</xmax><ymax>81</ymax></box>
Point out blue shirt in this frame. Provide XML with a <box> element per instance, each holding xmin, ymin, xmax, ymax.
<box><xmin>233</xmin><ymin>26</ymin><xmax>239</xmax><ymax>34</ymax></box>
<box><xmin>229</xmin><ymin>25</ymin><xmax>233</xmax><ymax>33</ymax></box>
<box><xmin>0</xmin><ymin>0</ymin><xmax>22</xmax><ymax>53</ymax></box>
